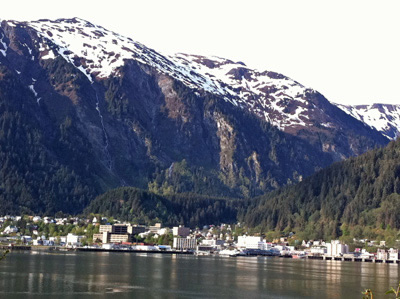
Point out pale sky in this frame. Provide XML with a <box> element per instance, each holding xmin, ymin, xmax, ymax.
<box><xmin>2</xmin><ymin>0</ymin><xmax>399</xmax><ymax>105</ymax></box>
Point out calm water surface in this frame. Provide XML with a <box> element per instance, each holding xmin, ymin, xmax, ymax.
<box><xmin>0</xmin><ymin>251</ymin><xmax>399</xmax><ymax>298</ymax></box>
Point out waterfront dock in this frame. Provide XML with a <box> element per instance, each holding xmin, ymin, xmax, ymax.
<box><xmin>76</xmin><ymin>247</ymin><xmax>193</xmax><ymax>255</ymax></box>
<box><xmin>3</xmin><ymin>244</ymin><xmax>400</xmax><ymax>264</ymax></box>
<box><xmin>306</xmin><ymin>255</ymin><xmax>399</xmax><ymax>264</ymax></box>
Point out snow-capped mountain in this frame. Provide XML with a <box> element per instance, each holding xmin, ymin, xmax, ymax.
<box><xmin>0</xmin><ymin>18</ymin><xmax>391</xmax><ymax>214</ymax></box>
<box><xmin>336</xmin><ymin>103</ymin><xmax>400</xmax><ymax>140</ymax></box>
<box><xmin>0</xmin><ymin>18</ymin><xmax>369</xmax><ymax>135</ymax></box>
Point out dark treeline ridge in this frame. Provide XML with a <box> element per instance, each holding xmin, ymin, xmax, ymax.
<box><xmin>243</xmin><ymin>138</ymin><xmax>400</xmax><ymax>240</ymax></box>
<box><xmin>85</xmin><ymin>187</ymin><xmax>242</xmax><ymax>227</ymax></box>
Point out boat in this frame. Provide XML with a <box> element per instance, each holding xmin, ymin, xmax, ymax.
<box><xmin>292</xmin><ymin>253</ymin><xmax>307</xmax><ymax>259</ymax></box>
<box><xmin>219</xmin><ymin>249</ymin><xmax>241</xmax><ymax>257</ymax></box>
<box><xmin>195</xmin><ymin>250</ymin><xmax>211</xmax><ymax>256</ymax></box>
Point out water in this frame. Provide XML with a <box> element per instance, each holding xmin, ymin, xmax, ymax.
<box><xmin>0</xmin><ymin>251</ymin><xmax>399</xmax><ymax>298</ymax></box>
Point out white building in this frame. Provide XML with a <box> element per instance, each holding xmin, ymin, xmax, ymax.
<box><xmin>237</xmin><ymin>236</ymin><xmax>263</xmax><ymax>249</ymax></box>
<box><xmin>326</xmin><ymin>240</ymin><xmax>349</xmax><ymax>256</ymax></box>
<box><xmin>66</xmin><ymin>233</ymin><xmax>84</xmax><ymax>247</ymax></box>
<box><xmin>377</xmin><ymin>249</ymin><xmax>388</xmax><ymax>260</ymax></box>
<box><xmin>201</xmin><ymin>239</ymin><xmax>224</xmax><ymax>247</ymax></box>
<box><xmin>22</xmin><ymin>235</ymin><xmax>32</xmax><ymax>243</ymax></box>
<box><xmin>33</xmin><ymin>239</ymin><xmax>43</xmax><ymax>246</ymax></box>
<box><xmin>201</xmin><ymin>239</ymin><xmax>224</xmax><ymax>250</ymax></box>
<box><xmin>173</xmin><ymin>237</ymin><xmax>196</xmax><ymax>250</ymax></box>
<box><xmin>43</xmin><ymin>217</ymin><xmax>55</xmax><ymax>224</ymax></box>
<box><xmin>32</xmin><ymin>216</ymin><xmax>42</xmax><ymax>223</ymax></box>
<box><xmin>311</xmin><ymin>246</ymin><xmax>327</xmax><ymax>255</ymax></box>
<box><xmin>3</xmin><ymin>225</ymin><xmax>18</xmax><ymax>234</ymax></box>
<box><xmin>388</xmin><ymin>249</ymin><xmax>399</xmax><ymax>261</ymax></box>
<box><xmin>158</xmin><ymin>228</ymin><xmax>171</xmax><ymax>235</ymax></box>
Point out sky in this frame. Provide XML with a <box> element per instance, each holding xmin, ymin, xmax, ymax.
<box><xmin>2</xmin><ymin>0</ymin><xmax>399</xmax><ymax>105</ymax></box>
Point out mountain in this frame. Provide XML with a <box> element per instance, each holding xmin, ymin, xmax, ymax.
<box><xmin>243</xmin><ymin>138</ymin><xmax>400</xmax><ymax>239</ymax></box>
<box><xmin>0</xmin><ymin>18</ymin><xmax>389</xmax><ymax>214</ymax></box>
<box><xmin>336</xmin><ymin>103</ymin><xmax>400</xmax><ymax>140</ymax></box>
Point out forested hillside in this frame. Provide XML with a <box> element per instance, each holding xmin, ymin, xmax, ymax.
<box><xmin>85</xmin><ymin>187</ymin><xmax>240</xmax><ymax>227</ymax></box>
<box><xmin>0</xmin><ymin>65</ymin><xmax>98</xmax><ymax>215</ymax></box>
<box><xmin>242</xmin><ymin>138</ymin><xmax>400</xmax><ymax>240</ymax></box>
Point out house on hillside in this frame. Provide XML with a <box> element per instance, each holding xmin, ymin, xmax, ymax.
<box><xmin>3</xmin><ymin>225</ymin><xmax>18</xmax><ymax>234</ymax></box>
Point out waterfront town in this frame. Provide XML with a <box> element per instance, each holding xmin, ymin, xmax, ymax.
<box><xmin>1</xmin><ymin>215</ymin><xmax>400</xmax><ymax>263</ymax></box>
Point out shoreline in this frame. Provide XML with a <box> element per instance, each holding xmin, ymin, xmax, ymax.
<box><xmin>3</xmin><ymin>245</ymin><xmax>399</xmax><ymax>264</ymax></box>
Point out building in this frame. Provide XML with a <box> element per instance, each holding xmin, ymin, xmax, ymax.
<box><xmin>33</xmin><ymin>239</ymin><xmax>43</xmax><ymax>246</ymax></box>
<box><xmin>130</xmin><ymin>225</ymin><xmax>146</xmax><ymax>235</ymax></box>
<box><xmin>112</xmin><ymin>224</ymin><xmax>130</xmax><ymax>234</ymax></box>
<box><xmin>32</xmin><ymin>216</ymin><xmax>42</xmax><ymax>223</ymax></box>
<box><xmin>60</xmin><ymin>236</ymin><xmax>67</xmax><ymax>244</ymax></box>
<box><xmin>326</xmin><ymin>240</ymin><xmax>349</xmax><ymax>256</ymax></box>
<box><xmin>99</xmin><ymin>225</ymin><xmax>113</xmax><ymax>233</ymax></box>
<box><xmin>173</xmin><ymin>226</ymin><xmax>190</xmax><ymax>238</ymax></box>
<box><xmin>22</xmin><ymin>236</ymin><xmax>32</xmax><ymax>243</ymax></box>
<box><xmin>377</xmin><ymin>249</ymin><xmax>388</xmax><ymax>260</ymax></box>
<box><xmin>199</xmin><ymin>239</ymin><xmax>224</xmax><ymax>251</ymax></box>
<box><xmin>109</xmin><ymin>234</ymin><xmax>130</xmax><ymax>243</ymax></box>
<box><xmin>237</xmin><ymin>236</ymin><xmax>264</xmax><ymax>249</ymax></box>
<box><xmin>173</xmin><ymin>237</ymin><xmax>196</xmax><ymax>250</ymax></box>
<box><xmin>201</xmin><ymin>239</ymin><xmax>224</xmax><ymax>248</ymax></box>
<box><xmin>3</xmin><ymin>225</ymin><xmax>18</xmax><ymax>234</ymax></box>
<box><xmin>310</xmin><ymin>246</ymin><xmax>327</xmax><ymax>255</ymax></box>
<box><xmin>66</xmin><ymin>233</ymin><xmax>84</xmax><ymax>247</ymax></box>
<box><xmin>149</xmin><ymin>223</ymin><xmax>162</xmax><ymax>234</ymax></box>
<box><xmin>388</xmin><ymin>249</ymin><xmax>399</xmax><ymax>261</ymax></box>
<box><xmin>95</xmin><ymin>224</ymin><xmax>145</xmax><ymax>243</ymax></box>
<box><xmin>201</xmin><ymin>239</ymin><xmax>224</xmax><ymax>247</ymax></box>
<box><xmin>93</xmin><ymin>233</ymin><xmax>104</xmax><ymax>242</ymax></box>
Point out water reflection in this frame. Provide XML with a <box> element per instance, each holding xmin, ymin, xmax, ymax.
<box><xmin>0</xmin><ymin>252</ymin><xmax>400</xmax><ymax>298</ymax></box>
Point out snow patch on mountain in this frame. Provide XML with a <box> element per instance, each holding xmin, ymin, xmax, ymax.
<box><xmin>336</xmin><ymin>103</ymin><xmax>400</xmax><ymax>140</ymax></box>
<box><xmin>0</xmin><ymin>33</ymin><xmax>7</xmax><ymax>57</ymax></box>
<box><xmin>171</xmin><ymin>53</ymin><xmax>313</xmax><ymax>129</ymax></box>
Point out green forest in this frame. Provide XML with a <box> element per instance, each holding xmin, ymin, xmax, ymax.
<box><xmin>243</xmin><ymin>138</ymin><xmax>400</xmax><ymax>241</ymax></box>
<box><xmin>85</xmin><ymin>187</ymin><xmax>240</xmax><ymax>227</ymax></box>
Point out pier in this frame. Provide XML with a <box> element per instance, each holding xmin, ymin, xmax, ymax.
<box><xmin>305</xmin><ymin>255</ymin><xmax>400</xmax><ymax>264</ymax></box>
<box><xmin>77</xmin><ymin>247</ymin><xmax>193</xmax><ymax>255</ymax></box>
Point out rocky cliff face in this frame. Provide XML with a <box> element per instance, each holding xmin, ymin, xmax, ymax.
<box><xmin>0</xmin><ymin>18</ymin><xmax>390</xmax><ymax>214</ymax></box>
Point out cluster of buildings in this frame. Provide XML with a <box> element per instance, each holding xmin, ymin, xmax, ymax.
<box><xmin>0</xmin><ymin>215</ymin><xmax>99</xmax><ymax>248</ymax></box>
<box><xmin>1</xmin><ymin>215</ymin><xmax>400</xmax><ymax>261</ymax></box>
<box><xmin>0</xmin><ymin>215</ymin><xmax>85</xmax><ymax>226</ymax></box>
<box><xmin>89</xmin><ymin>225</ymin><xmax>400</xmax><ymax>261</ymax></box>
